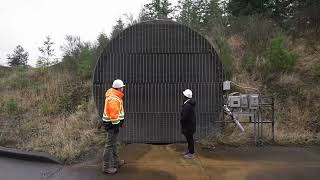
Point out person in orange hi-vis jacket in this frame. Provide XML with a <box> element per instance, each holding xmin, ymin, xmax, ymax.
<box><xmin>101</xmin><ymin>79</ymin><xmax>126</xmax><ymax>174</ymax></box>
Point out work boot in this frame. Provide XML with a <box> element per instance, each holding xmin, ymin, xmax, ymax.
<box><xmin>181</xmin><ymin>151</ymin><xmax>189</xmax><ymax>155</ymax></box>
<box><xmin>118</xmin><ymin>160</ymin><xmax>125</xmax><ymax>168</ymax></box>
<box><xmin>183</xmin><ymin>153</ymin><xmax>194</xmax><ymax>159</ymax></box>
<box><xmin>104</xmin><ymin>168</ymin><xmax>118</xmax><ymax>174</ymax></box>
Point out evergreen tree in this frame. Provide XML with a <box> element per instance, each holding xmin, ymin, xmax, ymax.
<box><xmin>110</xmin><ymin>18</ymin><xmax>125</xmax><ymax>38</ymax></box>
<box><xmin>96</xmin><ymin>32</ymin><xmax>109</xmax><ymax>54</ymax></box>
<box><xmin>7</xmin><ymin>45</ymin><xmax>29</xmax><ymax>67</ymax></box>
<box><xmin>176</xmin><ymin>0</ymin><xmax>222</xmax><ymax>32</ymax></box>
<box><xmin>142</xmin><ymin>0</ymin><xmax>174</xmax><ymax>19</ymax></box>
<box><xmin>37</xmin><ymin>36</ymin><xmax>55</xmax><ymax>67</ymax></box>
<box><xmin>226</xmin><ymin>0</ymin><xmax>270</xmax><ymax>16</ymax></box>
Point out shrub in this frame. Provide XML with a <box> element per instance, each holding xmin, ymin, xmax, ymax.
<box><xmin>6</xmin><ymin>99</ymin><xmax>18</xmax><ymax>116</ymax></box>
<box><xmin>207</xmin><ymin>23</ymin><xmax>234</xmax><ymax>79</ymax></box>
<box><xmin>313</xmin><ymin>64</ymin><xmax>320</xmax><ymax>80</ymax></box>
<box><xmin>78</xmin><ymin>48</ymin><xmax>94</xmax><ymax>79</ymax></box>
<box><xmin>218</xmin><ymin>40</ymin><xmax>234</xmax><ymax>79</ymax></box>
<box><xmin>242</xmin><ymin>51</ymin><xmax>256</xmax><ymax>73</ymax></box>
<box><xmin>9</xmin><ymin>66</ymin><xmax>29</xmax><ymax>89</ymax></box>
<box><xmin>266</xmin><ymin>34</ymin><xmax>296</xmax><ymax>73</ymax></box>
<box><xmin>54</xmin><ymin>80</ymin><xmax>91</xmax><ymax>115</ymax></box>
<box><xmin>40</xmin><ymin>101</ymin><xmax>55</xmax><ymax>116</ymax></box>
<box><xmin>229</xmin><ymin>15</ymin><xmax>277</xmax><ymax>55</ymax></box>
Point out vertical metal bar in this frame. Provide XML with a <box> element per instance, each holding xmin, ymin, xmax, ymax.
<box><xmin>254</xmin><ymin>110</ymin><xmax>257</xmax><ymax>145</ymax></box>
<box><xmin>143</xmin><ymin>51</ymin><xmax>146</xmax><ymax>83</ymax></box>
<box><xmin>166</xmin><ymin>23</ymin><xmax>169</xmax><ymax>53</ymax></box>
<box><xmin>156</xmin><ymin>83</ymin><xmax>159</xmax><ymax>142</ymax></box>
<box><xmin>190</xmin><ymin>28</ymin><xmax>193</xmax><ymax>53</ymax></box>
<box><xmin>260</xmin><ymin>108</ymin><xmax>262</xmax><ymax>144</ymax></box>
<box><xmin>133</xmin><ymin>24</ymin><xmax>136</xmax><ymax>54</ymax></box>
<box><xmin>135</xmin><ymin>54</ymin><xmax>138</xmax><ymax>83</ymax></box>
<box><xmin>201</xmin><ymin>36</ymin><xmax>204</xmax><ymax>53</ymax></box>
<box><xmin>177</xmin><ymin>53</ymin><xmax>180</xmax><ymax>82</ymax></box>
<box><xmin>100</xmin><ymin>54</ymin><xmax>104</xmax><ymax>84</ymax></box>
<box><xmin>165</xmin><ymin>83</ymin><xmax>168</xmax><ymax>142</ymax></box>
<box><xmin>272</xmin><ymin>97</ymin><xmax>275</xmax><ymax>142</ymax></box>
<box><xmin>175</xmin><ymin>54</ymin><xmax>177</xmax><ymax>83</ymax></box>
<box><xmin>155</xmin><ymin>53</ymin><xmax>158</xmax><ymax>84</ymax></box>
<box><xmin>174</xmin><ymin>83</ymin><xmax>176</xmax><ymax>141</ymax></box>
<box><xmin>177</xmin><ymin>25</ymin><xmax>185</xmax><ymax>52</ymax></box>
<box><xmin>156</xmin><ymin>22</ymin><xmax>160</xmax><ymax>52</ymax></box>
<box><xmin>131</xmin><ymin>85</ymin><xmax>134</xmax><ymax>142</ymax></box>
<box><xmin>119</xmin><ymin>54</ymin><xmax>122</xmax><ymax>80</ymax></box>
<box><xmin>153</xmin><ymin>83</ymin><xmax>156</xmax><ymax>143</ymax></box>
<box><xmin>163</xmin><ymin>82</ymin><xmax>165</xmax><ymax>143</ymax></box>
<box><xmin>204</xmin><ymin>54</ymin><xmax>208</xmax><ymax>136</ymax></box>
<box><xmin>131</xmin><ymin>24</ymin><xmax>134</xmax><ymax>54</ymax></box>
<box><xmin>135</xmin><ymin>84</ymin><xmax>138</xmax><ymax>142</ymax></box>
<box><xmin>97</xmin><ymin>55</ymin><xmax>101</xmax><ymax>83</ymax></box>
<box><xmin>143</xmin><ymin>23</ymin><xmax>145</xmax><ymax>54</ymax></box>
<box><xmin>111</xmin><ymin>53</ymin><xmax>114</xmax><ymax>80</ymax></box>
<box><xmin>118</xmin><ymin>31</ymin><xmax>121</xmax><ymax>54</ymax></box>
<box><xmin>164</xmin><ymin>53</ymin><xmax>167</xmax><ymax>84</ymax></box>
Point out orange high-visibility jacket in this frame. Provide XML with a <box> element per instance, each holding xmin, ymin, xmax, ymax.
<box><xmin>102</xmin><ymin>88</ymin><xmax>125</xmax><ymax>125</ymax></box>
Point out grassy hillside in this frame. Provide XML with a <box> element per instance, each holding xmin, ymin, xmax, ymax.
<box><xmin>0</xmin><ymin>66</ymin><xmax>104</xmax><ymax>162</ymax></box>
<box><xmin>218</xmin><ymin>37</ymin><xmax>320</xmax><ymax>145</ymax></box>
<box><xmin>0</xmin><ymin>65</ymin><xmax>11</xmax><ymax>77</ymax></box>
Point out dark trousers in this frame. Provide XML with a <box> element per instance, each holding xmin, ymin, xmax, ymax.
<box><xmin>184</xmin><ymin>133</ymin><xmax>195</xmax><ymax>154</ymax></box>
<box><xmin>103</xmin><ymin>127</ymin><xmax>120</xmax><ymax>169</ymax></box>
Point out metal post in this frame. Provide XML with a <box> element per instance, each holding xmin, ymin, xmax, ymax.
<box><xmin>272</xmin><ymin>97</ymin><xmax>275</xmax><ymax>142</ymax></box>
<box><xmin>253</xmin><ymin>110</ymin><xmax>257</xmax><ymax>145</ymax></box>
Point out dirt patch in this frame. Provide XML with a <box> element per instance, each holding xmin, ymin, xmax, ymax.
<box><xmin>197</xmin><ymin>145</ymin><xmax>320</xmax><ymax>163</ymax></box>
<box><xmin>64</xmin><ymin>166</ymin><xmax>177</xmax><ymax>180</ymax></box>
<box><xmin>119</xmin><ymin>143</ymin><xmax>152</xmax><ymax>162</ymax></box>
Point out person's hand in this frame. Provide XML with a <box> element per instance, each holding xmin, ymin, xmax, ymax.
<box><xmin>97</xmin><ymin>118</ymin><xmax>103</xmax><ymax>129</ymax></box>
<box><xmin>97</xmin><ymin>121</ymin><xmax>102</xmax><ymax>129</ymax></box>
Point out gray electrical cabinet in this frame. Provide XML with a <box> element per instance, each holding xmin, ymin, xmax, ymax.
<box><xmin>228</xmin><ymin>96</ymin><xmax>241</xmax><ymax>108</ymax></box>
<box><xmin>240</xmin><ymin>94</ymin><xmax>249</xmax><ymax>108</ymax></box>
<box><xmin>249</xmin><ymin>94</ymin><xmax>259</xmax><ymax>109</ymax></box>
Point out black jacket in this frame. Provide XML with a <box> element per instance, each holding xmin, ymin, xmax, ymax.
<box><xmin>180</xmin><ymin>98</ymin><xmax>196</xmax><ymax>135</ymax></box>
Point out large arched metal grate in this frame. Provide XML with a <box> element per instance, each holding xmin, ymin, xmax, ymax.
<box><xmin>93</xmin><ymin>20</ymin><xmax>224</xmax><ymax>143</ymax></box>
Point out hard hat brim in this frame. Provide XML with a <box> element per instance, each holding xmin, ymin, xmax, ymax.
<box><xmin>112</xmin><ymin>84</ymin><xmax>125</xmax><ymax>88</ymax></box>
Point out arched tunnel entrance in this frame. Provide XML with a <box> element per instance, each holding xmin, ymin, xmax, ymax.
<box><xmin>93</xmin><ymin>20</ymin><xmax>224</xmax><ymax>143</ymax></box>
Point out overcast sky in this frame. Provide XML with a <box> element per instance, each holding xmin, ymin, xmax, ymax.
<box><xmin>0</xmin><ymin>0</ymin><xmax>178</xmax><ymax>66</ymax></box>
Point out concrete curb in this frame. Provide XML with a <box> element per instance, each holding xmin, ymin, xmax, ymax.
<box><xmin>0</xmin><ymin>146</ymin><xmax>62</xmax><ymax>164</ymax></box>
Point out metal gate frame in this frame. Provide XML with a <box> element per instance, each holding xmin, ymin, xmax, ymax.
<box><xmin>93</xmin><ymin>20</ymin><xmax>224</xmax><ymax>143</ymax></box>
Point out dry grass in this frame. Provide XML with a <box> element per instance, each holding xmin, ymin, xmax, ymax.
<box><xmin>275</xmin><ymin>129</ymin><xmax>320</xmax><ymax>145</ymax></box>
<box><xmin>277</xmin><ymin>73</ymin><xmax>303</xmax><ymax>87</ymax></box>
<box><xmin>201</xmin><ymin>123</ymin><xmax>276</xmax><ymax>147</ymax></box>
<box><xmin>17</xmin><ymin>99</ymin><xmax>104</xmax><ymax>162</ymax></box>
<box><xmin>223</xmin><ymin>32</ymin><xmax>320</xmax><ymax>146</ymax></box>
<box><xmin>0</xmin><ymin>67</ymin><xmax>104</xmax><ymax>162</ymax></box>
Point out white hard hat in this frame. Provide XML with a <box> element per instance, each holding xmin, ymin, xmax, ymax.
<box><xmin>112</xmin><ymin>79</ymin><xmax>125</xmax><ymax>88</ymax></box>
<box><xmin>183</xmin><ymin>89</ymin><xmax>192</xmax><ymax>98</ymax></box>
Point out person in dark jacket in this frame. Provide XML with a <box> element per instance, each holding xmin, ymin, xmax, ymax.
<box><xmin>180</xmin><ymin>89</ymin><xmax>196</xmax><ymax>159</ymax></box>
